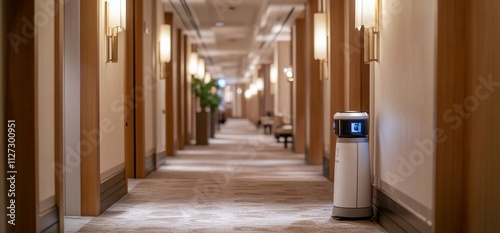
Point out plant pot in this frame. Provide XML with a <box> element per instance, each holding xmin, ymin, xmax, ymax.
<box><xmin>196</xmin><ymin>111</ymin><xmax>210</xmax><ymax>145</ymax></box>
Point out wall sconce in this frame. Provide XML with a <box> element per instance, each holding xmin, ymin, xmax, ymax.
<box><xmin>314</xmin><ymin>12</ymin><xmax>328</xmax><ymax>80</ymax></box>
<box><xmin>159</xmin><ymin>24</ymin><xmax>171</xmax><ymax>63</ymax></box>
<box><xmin>283</xmin><ymin>67</ymin><xmax>293</xmax><ymax>82</ymax></box>
<box><xmin>105</xmin><ymin>0</ymin><xmax>126</xmax><ymax>63</ymax></box>
<box><xmin>204</xmin><ymin>72</ymin><xmax>211</xmax><ymax>83</ymax></box>
<box><xmin>270</xmin><ymin>64</ymin><xmax>278</xmax><ymax>84</ymax></box>
<box><xmin>256</xmin><ymin>78</ymin><xmax>264</xmax><ymax>91</ymax></box>
<box><xmin>355</xmin><ymin>0</ymin><xmax>379</xmax><ymax>63</ymax></box>
<box><xmin>244</xmin><ymin>89</ymin><xmax>252</xmax><ymax>99</ymax></box>
<box><xmin>197</xmin><ymin>58</ymin><xmax>205</xmax><ymax>79</ymax></box>
<box><xmin>189</xmin><ymin>52</ymin><xmax>199</xmax><ymax>75</ymax></box>
<box><xmin>249</xmin><ymin>83</ymin><xmax>256</xmax><ymax>95</ymax></box>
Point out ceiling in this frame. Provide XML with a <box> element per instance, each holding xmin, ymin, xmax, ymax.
<box><xmin>164</xmin><ymin>0</ymin><xmax>306</xmax><ymax>83</ymax></box>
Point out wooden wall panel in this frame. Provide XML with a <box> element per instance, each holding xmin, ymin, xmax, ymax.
<box><xmin>80</xmin><ymin>0</ymin><xmax>100</xmax><ymax>216</ymax></box>
<box><xmin>183</xmin><ymin>35</ymin><xmax>190</xmax><ymax>145</ymax></box>
<box><xmin>293</xmin><ymin>18</ymin><xmax>306</xmax><ymax>154</ymax></box>
<box><xmin>176</xmin><ymin>29</ymin><xmax>185</xmax><ymax>150</ymax></box>
<box><xmin>328</xmin><ymin>0</ymin><xmax>346</xmax><ymax>181</ymax></box>
<box><xmin>305</xmin><ymin>0</ymin><xmax>323</xmax><ymax>165</ymax></box>
<box><xmin>125</xmin><ymin>0</ymin><xmax>135</xmax><ymax>178</ymax></box>
<box><xmin>434</xmin><ymin>0</ymin><xmax>466</xmax><ymax>231</ymax></box>
<box><xmin>462</xmin><ymin>0</ymin><xmax>500</xmax><ymax>231</ymax></box>
<box><xmin>134</xmin><ymin>0</ymin><xmax>146</xmax><ymax>178</ymax></box>
<box><xmin>5</xmin><ymin>0</ymin><xmax>39</xmax><ymax>231</ymax></box>
<box><xmin>54</xmin><ymin>0</ymin><xmax>64</xmax><ymax>230</ymax></box>
<box><xmin>164</xmin><ymin>12</ymin><xmax>176</xmax><ymax>156</ymax></box>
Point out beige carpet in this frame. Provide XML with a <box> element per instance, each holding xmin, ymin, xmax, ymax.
<box><xmin>78</xmin><ymin>119</ymin><xmax>386</xmax><ymax>233</ymax></box>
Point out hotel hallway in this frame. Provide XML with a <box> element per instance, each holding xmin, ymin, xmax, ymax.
<box><xmin>76</xmin><ymin>119</ymin><xmax>386</xmax><ymax>232</ymax></box>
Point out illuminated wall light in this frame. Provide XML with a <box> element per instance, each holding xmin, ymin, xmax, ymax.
<box><xmin>204</xmin><ymin>72</ymin><xmax>211</xmax><ymax>83</ymax></box>
<box><xmin>250</xmin><ymin>83</ymin><xmax>257</xmax><ymax>96</ymax></box>
<box><xmin>244</xmin><ymin>89</ymin><xmax>252</xmax><ymax>99</ymax></box>
<box><xmin>189</xmin><ymin>52</ymin><xmax>198</xmax><ymax>75</ymax></box>
<box><xmin>314</xmin><ymin>12</ymin><xmax>328</xmax><ymax>80</ymax></box>
<box><xmin>355</xmin><ymin>0</ymin><xmax>379</xmax><ymax>63</ymax></box>
<box><xmin>105</xmin><ymin>0</ymin><xmax>126</xmax><ymax>63</ymax></box>
<box><xmin>270</xmin><ymin>65</ymin><xmax>278</xmax><ymax>84</ymax></box>
<box><xmin>313</xmin><ymin>13</ymin><xmax>327</xmax><ymax>60</ymax></box>
<box><xmin>355</xmin><ymin>0</ymin><xmax>376</xmax><ymax>29</ymax></box>
<box><xmin>283</xmin><ymin>67</ymin><xmax>293</xmax><ymax>82</ymax></box>
<box><xmin>237</xmin><ymin>88</ymin><xmax>242</xmax><ymax>95</ymax></box>
<box><xmin>197</xmin><ymin>58</ymin><xmax>205</xmax><ymax>79</ymax></box>
<box><xmin>159</xmin><ymin>24</ymin><xmax>171</xmax><ymax>63</ymax></box>
<box><xmin>256</xmin><ymin>78</ymin><xmax>264</xmax><ymax>91</ymax></box>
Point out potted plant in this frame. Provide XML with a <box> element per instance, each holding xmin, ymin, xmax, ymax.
<box><xmin>191</xmin><ymin>75</ymin><xmax>220</xmax><ymax>144</ymax></box>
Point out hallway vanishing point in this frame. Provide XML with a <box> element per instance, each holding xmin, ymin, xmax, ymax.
<box><xmin>78</xmin><ymin>119</ymin><xmax>386</xmax><ymax>232</ymax></box>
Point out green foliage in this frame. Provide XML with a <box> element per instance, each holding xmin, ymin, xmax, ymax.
<box><xmin>191</xmin><ymin>75</ymin><xmax>221</xmax><ymax>111</ymax></box>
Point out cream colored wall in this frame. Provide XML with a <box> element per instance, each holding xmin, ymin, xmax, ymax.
<box><xmin>99</xmin><ymin>0</ymin><xmax>125</xmax><ymax>178</ymax></box>
<box><xmin>156</xmin><ymin>0</ymin><xmax>166</xmax><ymax>154</ymax></box>
<box><xmin>373</xmin><ymin>0</ymin><xmax>436</xmax><ymax>221</ymax></box>
<box><xmin>36</xmin><ymin>0</ymin><xmax>56</xmax><ymax>207</ymax></box>
<box><xmin>64</xmin><ymin>0</ymin><xmax>81</xmax><ymax>215</ymax></box>
<box><xmin>274</xmin><ymin>41</ymin><xmax>291</xmax><ymax>123</ymax></box>
<box><xmin>143</xmin><ymin>0</ymin><xmax>157</xmax><ymax>157</ymax></box>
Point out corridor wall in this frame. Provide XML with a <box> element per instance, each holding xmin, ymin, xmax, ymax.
<box><xmin>37</xmin><ymin>0</ymin><xmax>57</xmax><ymax>215</ymax></box>
<box><xmin>372</xmin><ymin>0</ymin><xmax>436</xmax><ymax>229</ymax></box>
<box><xmin>98</xmin><ymin>0</ymin><xmax>126</xmax><ymax>181</ymax></box>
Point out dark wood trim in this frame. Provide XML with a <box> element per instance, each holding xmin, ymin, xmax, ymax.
<box><xmin>5</xmin><ymin>1</ymin><xmax>39</xmax><ymax>231</ymax></box>
<box><xmin>145</xmin><ymin>153</ymin><xmax>156</xmax><ymax>176</ymax></box>
<box><xmin>134</xmin><ymin>0</ymin><xmax>146</xmax><ymax>178</ymax></box>
<box><xmin>347</xmin><ymin>0</ymin><xmax>362</xmax><ymax>110</ymax></box>
<box><xmin>124</xmin><ymin>0</ymin><xmax>136</xmax><ymax>178</ymax></box>
<box><xmin>305</xmin><ymin>0</ymin><xmax>323</xmax><ymax>165</ymax></box>
<box><xmin>156</xmin><ymin>150</ymin><xmax>167</xmax><ymax>169</ymax></box>
<box><xmin>100</xmin><ymin>169</ymin><xmax>127</xmax><ymax>213</ymax></box>
<box><xmin>54</xmin><ymin>0</ymin><xmax>65</xmax><ymax>230</ymax></box>
<box><xmin>373</xmin><ymin>187</ymin><xmax>431</xmax><ymax>233</ymax></box>
<box><xmin>329</xmin><ymin>0</ymin><xmax>345</xmax><ymax>182</ymax></box>
<box><xmin>40</xmin><ymin>206</ymin><xmax>58</xmax><ymax>233</ymax></box>
<box><xmin>165</xmin><ymin>12</ymin><xmax>176</xmax><ymax>156</ymax></box>
<box><xmin>435</xmin><ymin>0</ymin><xmax>467</xmax><ymax>231</ymax></box>
<box><xmin>183</xmin><ymin>35</ymin><xmax>190</xmax><ymax>145</ymax></box>
<box><xmin>292</xmin><ymin>18</ymin><xmax>306</xmax><ymax>154</ymax></box>
<box><xmin>176</xmin><ymin>29</ymin><xmax>185</xmax><ymax>150</ymax></box>
<box><xmin>80</xmin><ymin>0</ymin><xmax>100</xmax><ymax>216</ymax></box>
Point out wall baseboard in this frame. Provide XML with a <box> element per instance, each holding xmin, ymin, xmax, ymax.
<box><xmin>157</xmin><ymin>150</ymin><xmax>166</xmax><ymax>169</ymax></box>
<box><xmin>100</xmin><ymin>169</ymin><xmax>127</xmax><ymax>214</ymax></box>
<box><xmin>305</xmin><ymin>146</ymin><xmax>309</xmax><ymax>163</ymax></box>
<box><xmin>145</xmin><ymin>153</ymin><xmax>156</xmax><ymax>176</ymax></box>
<box><xmin>40</xmin><ymin>206</ymin><xmax>58</xmax><ymax>233</ymax></box>
<box><xmin>373</xmin><ymin>186</ymin><xmax>431</xmax><ymax>233</ymax></box>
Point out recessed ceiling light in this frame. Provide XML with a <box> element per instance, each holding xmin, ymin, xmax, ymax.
<box><xmin>215</xmin><ymin>21</ymin><xmax>224</xmax><ymax>27</ymax></box>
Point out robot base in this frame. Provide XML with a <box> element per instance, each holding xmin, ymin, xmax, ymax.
<box><xmin>331</xmin><ymin>206</ymin><xmax>373</xmax><ymax>219</ymax></box>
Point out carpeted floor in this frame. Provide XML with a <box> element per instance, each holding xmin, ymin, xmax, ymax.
<box><xmin>78</xmin><ymin>119</ymin><xmax>386</xmax><ymax>233</ymax></box>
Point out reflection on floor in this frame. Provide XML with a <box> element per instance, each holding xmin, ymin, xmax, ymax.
<box><xmin>77</xmin><ymin>119</ymin><xmax>386</xmax><ymax>232</ymax></box>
